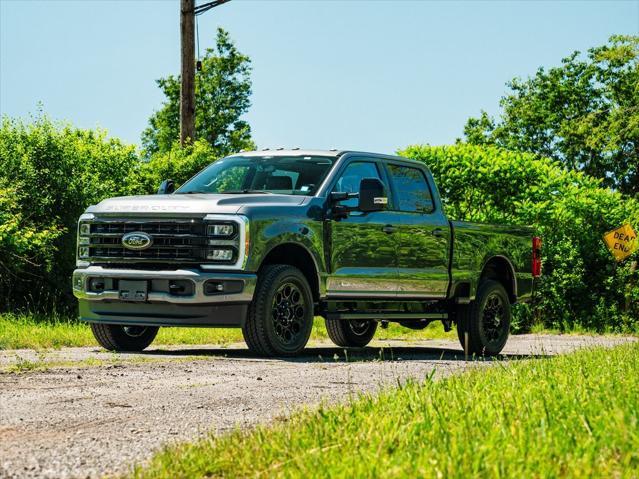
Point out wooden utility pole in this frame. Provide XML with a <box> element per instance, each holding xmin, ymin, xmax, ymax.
<box><xmin>180</xmin><ymin>0</ymin><xmax>196</xmax><ymax>146</ymax></box>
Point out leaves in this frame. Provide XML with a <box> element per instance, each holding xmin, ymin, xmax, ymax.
<box><xmin>463</xmin><ymin>35</ymin><xmax>639</xmax><ymax>197</ymax></box>
<box><xmin>141</xmin><ymin>28</ymin><xmax>255</xmax><ymax>157</ymax></box>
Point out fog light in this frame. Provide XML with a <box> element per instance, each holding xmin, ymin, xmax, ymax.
<box><xmin>204</xmin><ymin>282</ymin><xmax>224</xmax><ymax>294</ymax></box>
<box><xmin>79</xmin><ymin>223</ymin><xmax>91</xmax><ymax>236</ymax></box>
<box><xmin>89</xmin><ymin>278</ymin><xmax>105</xmax><ymax>291</ymax></box>
<box><xmin>207</xmin><ymin>223</ymin><xmax>235</xmax><ymax>237</ymax></box>
<box><xmin>79</xmin><ymin>247</ymin><xmax>89</xmax><ymax>258</ymax></box>
<box><xmin>207</xmin><ymin>248</ymin><xmax>234</xmax><ymax>261</ymax></box>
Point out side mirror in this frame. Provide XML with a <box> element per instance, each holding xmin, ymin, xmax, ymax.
<box><xmin>157</xmin><ymin>179</ymin><xmax>175</xmax><ymax>195</ymax></box>
<box><xmin>358</xmin><ymin>177</ymin><xmax>387</xmax><ymax>212</ymax></box>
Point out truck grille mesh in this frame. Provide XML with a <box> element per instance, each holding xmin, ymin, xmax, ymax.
<box><xmin>88</xmin><ymin>220</ymin><xmax>207</xmax><ymax>263</ymax></box>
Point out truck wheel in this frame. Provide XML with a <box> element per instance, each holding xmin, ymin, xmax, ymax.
<box><xmin>242</xmin><ymin>264</ymin><xmax>314</xmax><ymax>357</ymax></box>
<box><xmin>325</xmin><ymin>319</ymin><xmax>377</xmax><ymax>347</ymax></box>
<box><xmin>90</xmin><ymin>324</ymin><xmax>159</xmax><ymax>352</ymax></box>
<box><xmin>456</xmin><ymin>280</ymin><xmax>511</xmax><ymax>356</ymax></box>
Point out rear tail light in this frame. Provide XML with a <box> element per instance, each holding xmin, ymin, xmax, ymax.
<box><xmin>532</xmin><ymin>236</ymin><xmax>542</xmax><ymax>277</ymax></box>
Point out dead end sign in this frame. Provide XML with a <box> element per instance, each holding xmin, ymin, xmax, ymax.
<box><xmin>603</xmin><ymin>224</ymin><xmax>638</xmax><ymax>262</ymax></box>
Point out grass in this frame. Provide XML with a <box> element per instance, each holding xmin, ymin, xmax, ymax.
<box><xmin>131</xmin><ymin>342</ymin><xmax>639</xmax><ymax>479</ymax></box>
<box><xmin>0</xmin><ymin>312</ymin><xmax>454</xmax><ymax>350</ymax></box>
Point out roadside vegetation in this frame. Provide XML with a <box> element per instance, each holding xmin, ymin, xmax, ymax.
<box><xmin>1</xmin><ymin>34</ymin><xmax>637</xmax><ymax>336</ymax></box>
<box><xmin>0</xmin><ymin>313</ymin><xmax>454</xmax><ymax>350</ymax></box>
<box><xmin>132</xmin><ymin>342</ymin><xmax>639</xmax><ymax>479</ymax></box>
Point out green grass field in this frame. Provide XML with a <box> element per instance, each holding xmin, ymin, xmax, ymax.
<box><xmin>131</xmin><ymin>342</ymin><xmax>639</xmax><ymax>479</ymax></box>
<box><xmin>0</xmin><ymin>313</ymin><xmax>454</xmax><ymax>350</ymax></box>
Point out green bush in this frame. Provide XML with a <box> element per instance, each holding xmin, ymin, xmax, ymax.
<box><xmin>399</xmin><ymin>144</ymin><xmax>639</xmax><ymax>332</ymax></box>
<box><xmin>0</xmin><ymin>115</ymin><xmax>140</xmax><ymax>310</ymax></box>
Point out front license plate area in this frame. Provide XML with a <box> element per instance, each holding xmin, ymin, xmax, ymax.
<box><xmin>118</xmin><ymin>280</ymin><xmax>148</xmax><ymax>302</ymax></box>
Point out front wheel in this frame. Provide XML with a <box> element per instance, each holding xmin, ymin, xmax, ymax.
<box><xmin>90</xmin><ymin>324</ymin><xmax>159</xmax><ymax>352</ymax></box>
<box><xmin>242</xmin><ymin>264</ymin><xmax>314</xmax><ymax>356</ymax></box>
<box><xmin>325</xmin><ymin>319</ymin><xmax>377</xmax><ymax>347</ymax></box>
<box><xmin>457</xmin><ymin>280</ymin><xmax>511</xmax><ymax>356</ymax></box>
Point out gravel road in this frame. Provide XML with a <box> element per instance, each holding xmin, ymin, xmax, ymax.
<box><xmin>0</xmin><ymin>334</ymin><xmax>633</xmax><ymax>479</ymax></box>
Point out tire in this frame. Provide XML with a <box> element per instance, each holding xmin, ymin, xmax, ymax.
<box><xmin>90</xmin><ymin>323</ymin><xmax>159</xmax><ymax>352</ymax></box>
<box><xmin>325</xmin><ymin>318</ymin><xmax>377</xmax><ymax>347</ymax></box>
<box><xmin>242</xmin><ymin>264</ymin><xmax>314</xmax><ymax>357</ymax></box>
<box><xmin>456</xmin><ymin>280</ymin><xmax>511</xmax><ymax>356</ymax></box>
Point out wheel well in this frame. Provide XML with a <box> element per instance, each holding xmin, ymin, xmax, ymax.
<box><xmin>480</xmin><ymin>256</ymin><xmax>516</xmax><ymax>303</ymax></box>
<box><xmin>259</xmin><ymin>243</ymin><xmax>320</xmax><ymax>303</ymax></box>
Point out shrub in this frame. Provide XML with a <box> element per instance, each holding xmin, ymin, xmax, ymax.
<box><xmin>399</xmin><ymin>144</ymin><xmax>639</xmax><ymax>332</ymax></box>
<box><xmin>0</xmin><ymin>115</ymin><xmax>140</xmax><ymax>311</ymax></box>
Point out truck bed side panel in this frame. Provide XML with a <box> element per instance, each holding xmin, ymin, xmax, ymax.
<box><xmin>450</xmin><ymin>221</ymin><xmax>534</xmax><ymax>302</ymax></box>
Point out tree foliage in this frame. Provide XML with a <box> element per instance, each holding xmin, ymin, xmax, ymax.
<box><xmin>463</xmin><ymin>35</ymin><xmax>639</xmax><ymax>197</ymax></box>
<box><xmin>141</xmin><ymin>28</ymin><xmax>255</xmax><ymax>156</ymax></box>
<box><xmin>399</xmin><ymin>144</ymin><xmax>639</xmax><ymax>332</ymax></box>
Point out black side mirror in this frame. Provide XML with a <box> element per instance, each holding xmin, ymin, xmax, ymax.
<box><xmin>157</xmin><ymin>179</ymin><xmax>175</xmax><ymax>195</ymax></box>
<box><xmin>358</xmin><ymin>177</ymin><xmax>387</xmax><ymax>212</ymax></box>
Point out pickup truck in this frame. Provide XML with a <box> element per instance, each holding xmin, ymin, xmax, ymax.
<box><xmin>72</xmin><ymin>150</ymin><xmax>541</xmax><ymax>357</ymax></box>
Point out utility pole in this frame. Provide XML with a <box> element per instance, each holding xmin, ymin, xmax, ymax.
<box><xmin>180</xmin><ymin>0</ymin><xmax>231</xmax><ymax>147</ymax></box>
<box><xmin>180</xmin><ymin>0</ymin><xmax>196</xmax><ymax>146</ymax></box>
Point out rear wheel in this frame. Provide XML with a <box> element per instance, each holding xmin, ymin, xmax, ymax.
<box><xmin>90</xmin><ymin>324</ymin><xmax>159</xmax><ymax>352</ymax></box>
<box><xmin>325</xmin><ymin>318</ymin><xmax>377</xmax><ymax>348</ymax></box>
<box><xmin>242</xmin><ymin>264</ymin><xmax>314</xmax><ymax>356</ymax></box>
<box><xmin>457</xmin><ymin>280</ymin><xmax>511</xmax><ymax>356</ymax></box>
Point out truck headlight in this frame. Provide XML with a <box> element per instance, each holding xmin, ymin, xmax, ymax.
<box><xmin>207</xmin><ymin>223</ymin><xmax>236</xmax><ymax>237</ymax></box>
<box><xmin>202</xmin><ymin>215</ymin><xmax>248</xmax><ymax>270</ymax></box>
<box><xmin>78</xmin><ymin>247</ymin><xmax>89</xmax><ymax>259</ymax></box>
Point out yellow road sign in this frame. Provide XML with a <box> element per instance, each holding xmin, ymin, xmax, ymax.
<box><xmin>603</xmin><ymin>224</ymin><xmax>637</xmax><ymax>262</ymax></box>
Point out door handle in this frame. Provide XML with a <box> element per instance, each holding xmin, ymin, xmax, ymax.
<box><xmin>382</xmin><ymin>224</ymin><xmax>396</xmax><ymax>234</ymax></box>
<box><xmin>432</xmin><ymin>228</ymin><xmax>445</xmax><ymax>237</ymax></box>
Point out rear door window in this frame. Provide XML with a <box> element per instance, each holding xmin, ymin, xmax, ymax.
<box><xmin>388</xmin><ymin>164</ymin><xmax>434</xmax><ymax>213</ymax></box>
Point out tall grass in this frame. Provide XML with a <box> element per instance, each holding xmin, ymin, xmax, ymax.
<box><xmin>132</xmin><ymin>342</ymin><xmax>639</xmax><ymax>479</ymax></box>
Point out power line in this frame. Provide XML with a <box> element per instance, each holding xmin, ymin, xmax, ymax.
<box><xmin>194</xmin><ymin>0</ymin><xmax>231</xmax><ymax>16</ymax></box>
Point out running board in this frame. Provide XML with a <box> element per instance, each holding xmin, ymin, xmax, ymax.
<box><xmin>325</xmin><ymin>312</ymin><xmax>448</xmax><ymax>321</ymax></box>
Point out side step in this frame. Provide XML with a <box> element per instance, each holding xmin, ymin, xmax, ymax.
<box><xmin>325</xmin><ymin>312</ymin><xmax>448</xmax><ymax>321</ymax></box>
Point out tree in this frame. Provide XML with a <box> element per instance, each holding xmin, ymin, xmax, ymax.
<box><xmin>142</xmin><ymin>28</ymin><xmax>255</xmax><ymax>156</ymax></box>
<box><xmin>463</xmin><ymin>35</ymin><xmax>639</xmax><ymax>197</ymax></box>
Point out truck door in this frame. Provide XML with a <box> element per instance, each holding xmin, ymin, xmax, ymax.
<box><xmin>385</xmin><ymin>162</ymin><xmax>451</xmax><ymax>298</ymax></box>
<box><xmin>326</xmin><ymin>159</ymin><xmax>398</xmax><ymax>297</ymax></box>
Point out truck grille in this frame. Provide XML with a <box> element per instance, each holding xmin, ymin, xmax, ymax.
<box><xmin>87</xmin><ymin>220</ymin><xmax>207</xmax><ymax>263</ymax></box>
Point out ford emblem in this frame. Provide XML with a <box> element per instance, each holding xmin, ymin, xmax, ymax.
<box><xmin>122</xmin><ymin>232</ymin><xmax>153</xmax><ymax>250</ymax></box>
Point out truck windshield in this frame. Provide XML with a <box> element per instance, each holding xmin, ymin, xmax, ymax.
<box><xmin>175</xmin><ymin>155</ymin><xmax>335</xmax><ymax>196</ymax></box>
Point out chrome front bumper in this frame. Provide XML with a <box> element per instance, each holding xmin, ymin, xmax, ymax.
<box><xmin>72</xmin><ymin>266</ymin><xmax>257</xmax><ymax>304</ymax></box>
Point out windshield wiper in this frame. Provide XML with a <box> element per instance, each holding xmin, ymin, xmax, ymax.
<box><xmin>175</xmin><ymin>191</ymin><xmax>209</xmax><ymax>194</ymax></box>
<box><xmin>223</xmin><ymin>190</ymin><xmax>274</xmax><ymax>194</ymax></box>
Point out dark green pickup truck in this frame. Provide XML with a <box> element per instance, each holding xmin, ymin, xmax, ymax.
<box><xmin>73</xmin><ymin>150</ymin><xmax>541</xmax><ymax>356</ymax></box>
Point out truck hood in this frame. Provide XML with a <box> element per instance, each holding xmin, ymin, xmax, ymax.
<box><xmin>86</xmin><ymin>193</ymin><xmax>307</xmax><ymax>216</ymax></box>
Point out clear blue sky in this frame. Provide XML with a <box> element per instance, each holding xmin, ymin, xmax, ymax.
<box><xmin>1</xmin><ymin>0</ymin><xmax>637</xmax><ymax>154</ymax></box>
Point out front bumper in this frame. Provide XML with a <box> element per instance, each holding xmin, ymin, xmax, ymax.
<box><xmin>72</xmin><ymin>266</ymin><xmax>256</xmax><ymax>327</ymax></box>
